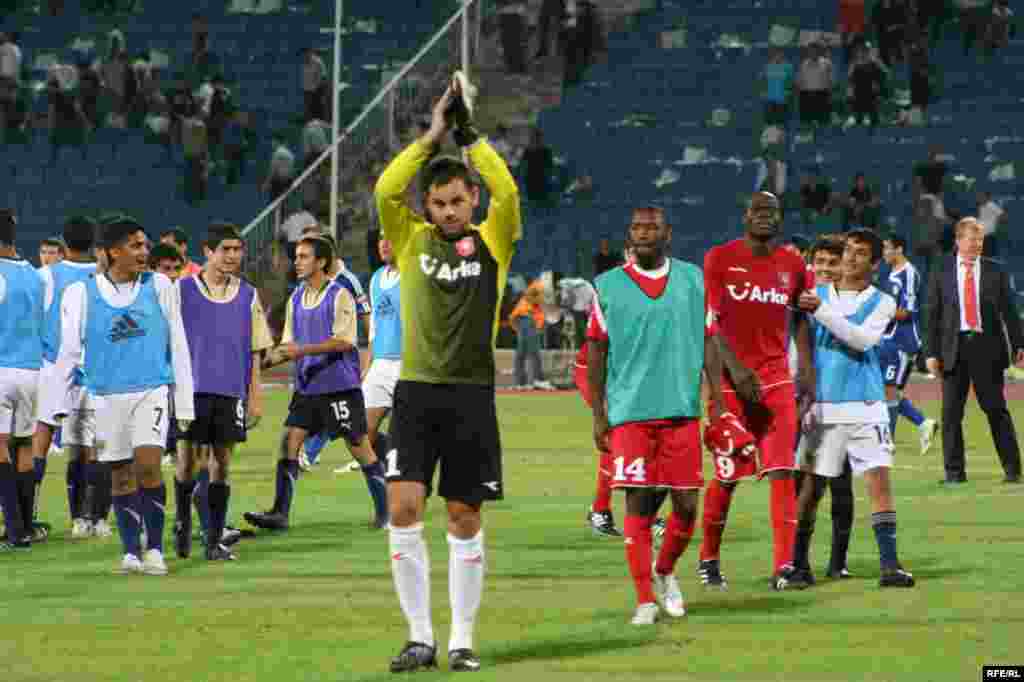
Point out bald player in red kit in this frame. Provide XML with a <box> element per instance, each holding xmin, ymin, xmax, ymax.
<box><xmin>699</xmin><ymin>192</ymin><xmax>816</xmax><ymax>591</ymax></box>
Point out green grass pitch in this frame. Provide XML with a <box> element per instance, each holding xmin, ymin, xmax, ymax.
<box><xmin>4</xmin><ymin>389</ymin><xmax>1022</xmax><ymax>681</ymax></box>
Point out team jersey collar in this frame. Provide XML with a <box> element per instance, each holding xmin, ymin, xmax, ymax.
<box><xmin>629</xmin><ymin>259</ymin><xmax>670</xmax><ymax>279</ymax></box>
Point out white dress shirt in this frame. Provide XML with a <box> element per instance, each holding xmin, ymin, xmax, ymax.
<box><xmin>956</xmin><ymin>254</ymin><xmax>982</xmax><ymax>332</ymax></box>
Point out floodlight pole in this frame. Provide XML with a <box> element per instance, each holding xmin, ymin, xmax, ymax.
<box><xmin>330</xmin><ymin>0</ymin><xmax>344</xmax><ymax>240</ymax></box>
<box><xmin>461</xmin><ymin>0</ymin><xmax>471</xmax><ymax>78</ymax></box>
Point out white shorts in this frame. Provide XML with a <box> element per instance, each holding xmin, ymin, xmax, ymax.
<box><xmin>95</xmin><ymin>386</ymin><xmax>170</xmax><ymax>462</ymax></box>
<box><xmin>801</xmin><ymin>422</ymin><xmax>894</xmax><ymax>478</ymax></box>
<box><xmin>0</xmin><ymin>367</ymin><xmax>39</xmax><ymax>438</ymax></box>
<box><xmin>63</xmin><ymin>409</ymin><xmax>96</xmax><ymax>447</ymax></box>
<box><xmin>35</xmin><ymin>360</ymin><xmax>63</xmax><ymax>426</ymax></box>
<box><xmin>362</xmin><ymin>358</ymin><xmax>401</xmax><ymax>410</ymax></box>
<box><xmin>35</xmin><ymin>360</ymin><xmax>94</xmax><ymax>426</ymax></box>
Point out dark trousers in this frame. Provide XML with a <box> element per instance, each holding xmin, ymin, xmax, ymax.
<box><xmin>941</xmin><ymin>333</ymin><xmax>1022</xmax><ymax>480</ymax></box>
<box><xmin>499</xmin><ymin>13</ymin><xmax>528</xmax><ymax>74</ymax></box>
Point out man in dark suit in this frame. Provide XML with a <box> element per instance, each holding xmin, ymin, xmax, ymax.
<box><xmin>925</xmin><ymin>217</ymin><xmax>1024</xmax><ymax>485</ymax></box>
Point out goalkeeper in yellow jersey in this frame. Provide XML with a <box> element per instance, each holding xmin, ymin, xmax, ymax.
<box><xmin>375</xmin><ymin>73</ymin><xmax>521</xmax><ymax>673</ymax></box>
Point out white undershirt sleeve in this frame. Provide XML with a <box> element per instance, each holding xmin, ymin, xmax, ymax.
<box><xmin>53</xmin><ymin>282</ymin><xmax>87</xmax><ymax>418</ymax></box>
<box><xmin>813</xmin><ymin>295</ymin><xmax>896</xmax><ymax>353</ymax></box>
<box><xmin>39</xmin><ymin>266</ymin><xmax>55</xmax><ymax>311</ymax></box>
<box><xmin>155</xmin><ymin>274</ymin><xmax>195</xmax><ymax>421</ymax></box>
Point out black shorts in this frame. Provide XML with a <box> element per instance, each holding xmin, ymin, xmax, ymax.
<box><xmin>285</xmin><ymin>389</ymin><xmax>367</xmax><ymax>446</ymax></box>
<box><xmin>184</xmin><ymin>393</ymin><xmax>247</xmax><ymax>445</ymax></box>
<box><xmin>387</xmin><ymin>381</ymin><xmax>503</xmax><ymax>505</ymax></box>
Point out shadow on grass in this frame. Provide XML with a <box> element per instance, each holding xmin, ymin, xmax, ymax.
<box><xmin>690</xmin><ymin>593</ymin><xmax>826</xmax><ymax>617</ymax></box>
<box><xmin>488</xmin><ymin>628</ymin><xmax>654</xmax><ymax>666</ymax></box>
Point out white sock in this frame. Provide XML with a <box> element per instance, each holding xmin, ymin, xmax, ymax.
<box><xmin>389</xmin><ymin>523</ymin><xmax>434</xmax><ymax>646</ymax></box>
<box><xmin>448</xmin><ymin>530</ymin><xmax>485</xmax><ymax>653</ymax></box>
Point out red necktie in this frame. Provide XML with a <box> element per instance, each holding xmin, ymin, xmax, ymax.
<box><xmin>964</xmin><ymin>260</ymin><xmax>980</xmax><ymax>331</ymax></box>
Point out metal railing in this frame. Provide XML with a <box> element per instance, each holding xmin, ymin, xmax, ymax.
<box><xmin>240</xmin><ymin>0</ymin><xmax>484</xmax><ymax>280</ymax></box>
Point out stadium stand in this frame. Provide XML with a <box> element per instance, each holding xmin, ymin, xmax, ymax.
<box><xmin>2</xmin><ymin>0</ymin><xmax>462</xmax><ymax>261</ymax></box>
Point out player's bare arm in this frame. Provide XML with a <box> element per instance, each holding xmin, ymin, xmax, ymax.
<box><xmin>248</xmin><ymin>350</ymin><xmax>263</xmax><ymax>429</ymax></box>
<box><xmin>588</xmin><ymin>339</ymin><xmax>610</xmax><ymax>453</ymax></box>
<box><xmin>703</xmin><ymin>334</ymin><xmax>726</xmax><ymax>419</ymax></box>
<box><xmin>793</xmin><ymin>313</ymin><xmax>815</xmax><ymax>415</ymax></box>
<box><xmin>712</xmin><ymin>334</ymin><xmax>762</xmax><ymax>404</ymax></box>
<box><xmin>282</xmin><ymin>331</ymin><xmax>355</xmax><ymax>360</ymax></box>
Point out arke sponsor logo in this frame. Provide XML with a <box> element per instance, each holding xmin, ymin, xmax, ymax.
<box><xmin>726</xmin><ymin>282</ymin><xmax>789</xmax><ymax>305</ymax></box>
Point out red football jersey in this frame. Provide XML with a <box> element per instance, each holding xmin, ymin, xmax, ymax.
<box><xmin>704</xmin><ymin>238</ymin><xmax>809</xmax><ymax>390</ymax></box>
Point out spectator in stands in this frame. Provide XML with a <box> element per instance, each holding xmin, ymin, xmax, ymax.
<box><xmin>521</xmin><ymin>127</ymin><xmax>554</xmax><ymax>203</ymax></box>
<box><xmin>800</xmin><ymin>170</ymin><xmax>834</xmax><ymax>223</ymax></box>
<box><xmin>98</xmin><ymin>29</ymin><xmax>129</xmax><ymax>120</ymax></box>
<box><xmin>915</xmin><ymin>0</ymin><xmax>945</xmax><ymax>46</ymax></box>
<box><xmin>168</xmin><ymin>83</ymin><xmax>194</xmax><ymax>147</ymax></box>
<box><xmin>206</xmin><ymin>74</ymin><xmax>232</xmax><ymax>158</ymax></box>
<box><xmin>872</xmin><ymin>0</ymin><xmax>910</xmax><ymax>66</ymax></box>
<box><xmin>563</xmin><ymin>0</ymin><xmax>604</xmax><ymax>86</ymax></box>
<box><xmin>76</xmin><ymin>57</ymin><xmax>102</xmax><ymax>129</ymax></box>
<box><xmin>838</xmin><ymin>0</ymin><xmax>867</xmax><ymax>63</ymax></box>
<box><xmin>47</xmin><ymin>63</ymin><xmax>90</xmax><ymax>169</ymax></box>
<box><xmin>222</xmin><ymin>110</ymin><xmax>252</xmax><ymax>186</ymax></box>
<box><xmin>984</xmin><ymin>0</ymin><xmax>1016</xmax><ymax>52</ymax></box>
<box><xmin>182</xmin><ymin>104</ymin><xmax>209</xmax><ymax>203</ymax></box>
<box><xmin>847</xmin><ymin>45</ymin><xmax>886</xmax><ymax>129</ymax></box>
<box><xmin>977</xmin><ymin>191</ymin><xmax>1007</xmax><ymax>257</ymax></box>
<box><xmin>907</xmin><ymin>39</ymin><xmax>932</xmax><ymax>124</ymax></box>
<box><xmin>38</xmin><ymin>237</ymin><xmax>65</xmax><ymax>267</ymax></box>
<box><xmin>302</xmin><ymin>118</ymin><xmax>330</xmax><ymax>170</ymax></box>
<box><xmin>592</xmin><ymin>238</ymin><xmax>622</xmax><ymax>276</ymax></box>
<box><xmin>956</xmin><ymin>0</ymin><xmax>992</xmax><ymax>55</ymax></box>
<box><xmin>189</xmin><ymin>13</ymin><xmax>219</xmax><ymax>87</ymax></box>
<box><xmin>264</xmin><ymin>134</ymin><xmax>296</xmax><ymax>204</ymax></box>
<box><xmin>797</xmin><ymin>42</ymin><xmax>833</xmax><ymax>129</ymax></box>
<box><xmin>160</xmin><ymin>228</ymin><xmax>202</xmax><ymax>277</ymax></box>
<box><xmin>913</xmin><ymin>147</ymin><xmax>953</xmax><ymax>293</ymax></box>
<box><xmin>762</xmin><ymin>48</ymin><xmax>794</xmax><ymax>126</ymax></box>
<box><xmin>535</xmin><ymin>0</ymin><xmax>565</xmax><ymax>59</ymax></box>
<box><xmin>844</xmin><ymin>172</ymin><xmax>881</xmax><ymax>228</ymax></box>
<box><xmin>498</xmin><ymin>0</ymin><xmax>529</xmax><ymax>74</ymax></box>
<box><xmin>302</xmin><ymin>48</ymin><xmax>329</xmax><ymax>122</ymax></box>
<box><xmin>0</xmin><ymin>32</ymin><xmax>22</xmax><ymax>135</ymax></box>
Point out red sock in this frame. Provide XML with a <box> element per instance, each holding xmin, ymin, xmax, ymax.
<box><xmin>592</xmin><ymin>451</ymin><xmax>613</xmax><ymax>513</ymax></box>
<box><xmin>655</xmin><ymin>512</ymin><xmax>695</xmax><ymax>576</ymax></box>
<box><xmin>623</xmin><ymin>514</ymin><xmax>656</xmax><ymax>605</ymax></box>
<box><xmin>770</xmin><ymin>477</ymin><xmax>797</xmax><ymax>574</ymax></box>
<box><xmin>699</xmin><ymin>479</ymin><xmax>735</xmax><ymax>561</ymax></box>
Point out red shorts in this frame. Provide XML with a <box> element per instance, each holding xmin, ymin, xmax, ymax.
<box><xmin>609</xmin><ymin>418</ymin><xmax>703</xmax><ymax>490</ymax></box>
<box><xmin>712</xmin><ymin>383</ymin><xmax>798</xmax><ymax>483</ymax></box>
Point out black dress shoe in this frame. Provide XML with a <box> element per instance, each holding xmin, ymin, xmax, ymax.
<box><xmin>939</xmin><ymin>477</ymin><xmax>967</xmax><ymax>486</ymax></box>
<box><xmin>1002</xmin><ymin>475</ymin><xmax>1021</xmax><ymax>484</ymax></box>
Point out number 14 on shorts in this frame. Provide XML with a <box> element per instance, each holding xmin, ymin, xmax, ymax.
<box><xmin>613</xmin><ymin>456</ymin><xmax>646</xmax><ymax>483</ymax></box>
